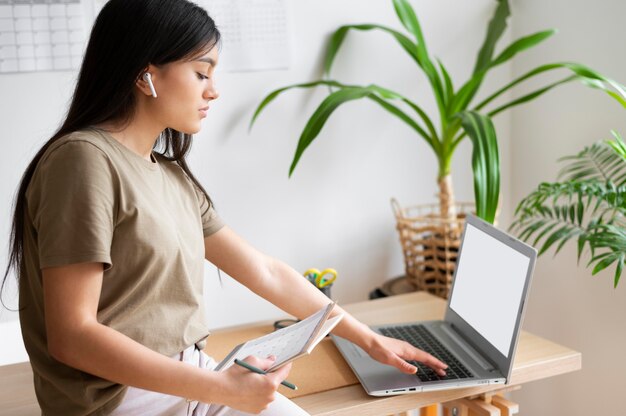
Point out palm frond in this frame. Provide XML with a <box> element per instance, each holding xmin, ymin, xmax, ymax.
<box><xmin>558</xmin><ymin>140</ymin><xmax>626</xmax><ymax>186</ymax></box>
<box><xmin>514</xmin><ymin>181</ymin><xmax>626</xmax><ymax>218</ymax></box>
<box><xmin>588</xmin><ymin>224</ymin><xmax>626</xmax><ymax>287</ymax></box>
<box><xmin>511</xmin><ymin>135</ymin><xmax>626</xmax><ymax>287</ymax></box>
<box><xmin>606</xmin><ymin>130</ymin><xmax>626</xmax><ymax>159</ymax></box>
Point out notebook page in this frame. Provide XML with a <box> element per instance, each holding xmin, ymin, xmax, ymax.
<box><xmin>218</xmin><ymin>304</ymin><xmax>331</xmax><ymax>371</ymax></box>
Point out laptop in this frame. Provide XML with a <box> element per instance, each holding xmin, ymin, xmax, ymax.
<box><xmin>332</xmin><ymin>213</ymin><xmax>537</xmax><ymax>396</ymax></box>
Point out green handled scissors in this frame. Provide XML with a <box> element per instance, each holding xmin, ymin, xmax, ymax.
<box><xmin>303</xmin><ymin>268</ymin><xmax>337</xmax><ymax>289</ymax></box>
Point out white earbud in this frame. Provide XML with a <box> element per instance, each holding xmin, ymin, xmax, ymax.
<box><xmin>142</xmin><ymin>72</ymin><xmax>158</xmax><ymax>98</ymax></box>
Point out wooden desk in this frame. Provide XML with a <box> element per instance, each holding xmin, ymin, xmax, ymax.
<box><xmin>0</xmin><ymin>292</ymin><xmax>580</xmax><ymax>416</ymax></box>
<box><xmin>286</xmin><ymin>292</ymin><xmax>581</xmax><ymax>415</ymax></box>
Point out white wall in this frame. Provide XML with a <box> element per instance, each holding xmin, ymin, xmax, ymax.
<box><xmin>510</xmin><ymin>0</ymin><xmax>626</xmax><ymax>414</ymax></box>
<box><xmin>0</xmin><ymin>0</ymin><xmax>509</xmax><ymax>364</ymax></box>
<box><xmin>1</xmin><ymin>1</ymin><xmax>615</xmax><ymax>413</ymax></box>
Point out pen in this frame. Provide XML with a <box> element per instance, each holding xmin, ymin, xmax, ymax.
<box><xmin>234</xmin><ymin>358</ymin><xmax>298</xmax><ymax>390</ymax></box>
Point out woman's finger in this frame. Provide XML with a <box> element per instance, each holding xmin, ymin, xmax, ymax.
<box><xmin>409</xmin><ymin>349</ymin><xmax>447</xmax><ymax>375</ymax></box>
<box><xmin>387</xmin><ymin>353</ymin><xmax>419</xmax><ymax>374</ymax></box>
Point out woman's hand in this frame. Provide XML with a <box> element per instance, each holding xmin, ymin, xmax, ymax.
<box><xmin>364</xmin><ymin>332</ymin><xmax>448</xmax><ymax>376</ymax></box>
<box><xmin>218</xmin><ymin>356</ymin><xmax>292</xmax><ymax>414</ymax></box>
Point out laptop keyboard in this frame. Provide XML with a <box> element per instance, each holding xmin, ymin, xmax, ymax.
<box><xmin>379</xmin><ymin>325</ymin><xmax>475</xmax><ymax>382</ymax></box>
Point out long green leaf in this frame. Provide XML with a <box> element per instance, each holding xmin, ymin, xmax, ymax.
<box><xmin>577</xmin><ymin>235</ymin><xmax>586</xmax><ymax>262</ymax></box>
<box><xmin>475</xmin><ymin>62</ymin><xmax>626</xmax><ymax>112</ymax></box>
<box><xmin>581</xmin><ymin>79</ymin><xmax>626</xmax><ymax>108</ymax></box>
<box><xmin>437</xmin><ymin>58</ymin><xmax>455</xmax><ymax>110</ymax></box>
<box><xmin>289</xmin><ymin>88</ymin><xmax>371</xmax><ymax>176</ymax></box>
<box><xmin>249</xmin><ymin>80</ymin><xmax>346</xmax><ymax>130</ymax></box>
<box><xmin>555</xmin><ymin>228</ymin><xmax>581</xmax><ymax>255</ymax></box>
<box><xmin>366</xmin><ymin>84</ymin><xmax>439</xmax><ymax>148</ymax></box>
<box><xmin>614</xmin><ymin>255</ymin><xmax>624</xmax><ymax>287</ymax></box>
<box><xmin>457</xmin><ymin>111</ymin><xmax>500</xmax><ymax>223</ymax></box>
<box><xmin>473</xmin><ymin>0</ymin><xmax>510</xmax><ymax>74</ymax></box>
<box><xmin>392</xmin><ymin>0</ymin><xmax>429</xmax><ymax>59</ymax></box>
<box><xmin>577</xmin><ymin>195</ymin><xmax>584</xmax><ymax>225</ymax></box>
<box><xmin>490</xmin><ymin>30</ymin><xmax>556</xmax><ymax>67</ymax></box>
<box><xmin>366</xmin><ymin>94</ymin><xmax>436</xmax><ymax>152</ymax></box>
<box><xmin>400</xmin><ymin>99</ymin><xmax>439</xmax><ymax>146</ymax></box>
<box><xmin>517</xmin><ymin>219</ymin><xmax>547</xmax><ymax>241</ymax></box>
<box><xmin>450</xmin><ymin>75</ymin><xmax>484</xmax><ymax>116</ymax></box>
<box><xmin>591</xmin><ymin>254</ymin><xmax>617</xmax><ymax>275</ymax></box>
<box><xmin>532</xmin><ymin>222</ymin><xmax>558</xmax><ymax>247</ymax></box>
<box><xmin>539</xmin><ymin>225</ymin><xmax>573</xmax><ymax>255</ymax></box>
<box><xmin>588</xmin><ymin>251</ymin><xmax>612</xmax><ymax>268</ymax></box>
<box><xmin>455</xmin><ymin>28</ymin><xmax>557</xmax><ymax>116</ymax></box>
<box><xmin>392</xmin><ymin>0</ymin><xmax>446</xmax><ymax>115</ymax></box>
<box><xmin>323</xmin><ymin>24</ymin><xmax>421</xmax><ymax>77</ymax></box>
<box><xmin>607</xmin><ymin>130</ymin><xmax>626</xmax><ymax>159</ymax></box>
<box><xmin>287</xmin><ymin>85</ymin><xmax>434</xmax><ymax>176</ymax></box>
<box><xmin>447</xmin><ymin>0</ymin><xmax>510</xmax><ymax>114</ymax></box>
<box><xmin>362</xmin><ymin>85</ymin><xmax>433</xmax><ymax>142</ymax></box>
<box><xmin>485</xmin><ymin>76</ymin><xmax>577</xmax><ymax>117</ymax></box>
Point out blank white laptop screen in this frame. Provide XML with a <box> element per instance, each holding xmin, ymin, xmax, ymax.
<box><xmin>449</xmin><ymin>223</ymin><xmax>530</xmax><ymax>356</ymax></box>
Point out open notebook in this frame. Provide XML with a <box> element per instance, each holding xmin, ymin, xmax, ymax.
<box><xmin>215</xmin><ymin>302</ymin><xmax>344</xmax><ymax>372</ymax></box>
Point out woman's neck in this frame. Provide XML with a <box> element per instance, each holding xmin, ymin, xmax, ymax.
<box><xmin>94</xmin><ymin>113</ymin><xmax>163</xmax><ymax>162</ymax></box>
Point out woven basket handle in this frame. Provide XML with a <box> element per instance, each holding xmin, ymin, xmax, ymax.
<box><xmin>390</xmin><ymin>198</ymin><xmax>404</xmax><ymax>219</ymax></box>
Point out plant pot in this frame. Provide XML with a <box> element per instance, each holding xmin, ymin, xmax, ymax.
<box><xmin>391</xmin><ymin>199</ymin><xmax>475</xmax><ymax>299</ymax></box>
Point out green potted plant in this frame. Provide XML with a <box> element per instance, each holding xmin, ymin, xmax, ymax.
<box><xmin>250</xmin><ymin>0</ymin><xmax>626</xmax><ymax>297</ymax></box>
<box><xmin>511</xmin><ymin>131</ymin><xmax>626</xmax><ymax>288</ymax></box>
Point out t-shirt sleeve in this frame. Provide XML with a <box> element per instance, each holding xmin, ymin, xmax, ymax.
<box><xmin>192</xmin><ymin>182</ymin><xmax>224</xmax><ymax>238</ymax></box>
<box><xmin>27</xmin><ymin>141</ymin><xmax>117</xmax><ymax>270</ymax></box>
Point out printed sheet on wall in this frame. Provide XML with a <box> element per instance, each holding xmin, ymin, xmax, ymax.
<box><xmin>0</xmin><ymin>0</ymin><xmax>291</xmax><ymax>74</ymax></box>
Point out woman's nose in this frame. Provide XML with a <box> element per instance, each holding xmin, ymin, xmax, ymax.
<box><xmin>204</xmin><ymin>83</ymin><xmax>219</xmax><ymax>101</ymax></box>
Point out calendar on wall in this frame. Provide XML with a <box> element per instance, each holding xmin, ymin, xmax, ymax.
<box><xmin>0</xmin><ymin>0</ymin><xmax>87</xmax><ymax>73</ymax></box>
<box><xmin>0</xmin><ymin>0</ymin><xmax>291</xmax><ymax>74</ymax></box>
<box><xmin>201</xmin><ymin>0</ymin><xmax>292</xmax><ymax>72</ymax></box>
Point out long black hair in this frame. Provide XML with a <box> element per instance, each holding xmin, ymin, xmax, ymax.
<box><xmin>1</xmin><ymin>0</ymin><xmax>221</xmax><ymax>307</ymax></box>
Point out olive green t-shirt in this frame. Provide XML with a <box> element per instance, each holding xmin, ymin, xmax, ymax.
<box><xmin>20</xmin><ymin>127</ymin><xmax>224</xmax><ymax>415</ymax></box>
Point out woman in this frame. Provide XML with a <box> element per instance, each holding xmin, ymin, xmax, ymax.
<box><xmin>2</xmin><ymin>0</ymin><xmax>447</xmax><ymax>414</ymax></box>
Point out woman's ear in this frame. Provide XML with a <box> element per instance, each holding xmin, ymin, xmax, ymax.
<box><xmin>136</xmin><ymin>67</ymin><xmax>158</xmax><ymax>98</ymax></box>
<box><xmin>142</xmin><ymin>73</ymin><xmax>158</xmax><ymax>98</ymax></box>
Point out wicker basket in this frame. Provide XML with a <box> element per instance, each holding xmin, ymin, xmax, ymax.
<box><xmin>391</xmin><ymin>199</ymin><xmax>475</xmax><ymax>299</ymax></box>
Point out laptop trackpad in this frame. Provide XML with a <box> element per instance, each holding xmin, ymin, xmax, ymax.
<box><xmin>333</xmin><ymin>335</ymin><xmax>424</xmax><ymax>393</ymax></box>
<box><xmin>360</xmin><ymin>358</ymin><xmax>421</xmax><ymax>392</ymax></box>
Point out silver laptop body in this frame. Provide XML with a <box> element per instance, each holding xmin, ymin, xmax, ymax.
<box><xmin>332</xmin><ymin>214</ymin><xmax>537</xmax><ymax>396</ymax></box>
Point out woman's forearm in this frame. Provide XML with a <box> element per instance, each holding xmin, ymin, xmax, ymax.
<box><xmin>203</xmin><ymin>228</ymin><xmax>378</xmax><ymax>351</ymax></box>
<box><xmin>50</xmin><ymin>322</ymin><xmax>221</xmax><ymax>404</ymax></box>
<box><xmin>252</xmin><ymin>258</ymin><xmax>377</xmax><ymax>350</ymax></box>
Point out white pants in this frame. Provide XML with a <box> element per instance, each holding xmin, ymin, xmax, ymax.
<box><xmin>109</xmin><ymin>345</ymin><xmax>310</xmax><ymax>416</ymax></box>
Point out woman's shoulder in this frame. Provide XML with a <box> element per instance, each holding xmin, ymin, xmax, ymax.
<box><xmin>37</xmin><ymin>129</ymin><xmax>115</xmax><ymax>178</ymax></box>
<box><xmin>27</xmin><ymin>130</ymin><xmax>118</xmax><ymax>201</ymax></box>
<box><xmin>48</xmin><ymin>128</ymin><xmax>108</xmax><ymax>154</ymax></box>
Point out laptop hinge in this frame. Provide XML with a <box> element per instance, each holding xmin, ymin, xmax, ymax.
<box><xmin>441</xmin><ymin>324</ymin><xmax>495</xmax><ymax>371</ymax></box>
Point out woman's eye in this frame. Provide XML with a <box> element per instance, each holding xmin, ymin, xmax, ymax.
<box><xmin>196</xmin><ymin>73</ymin><xmax>209</xmax><ymax>80</ymax></box>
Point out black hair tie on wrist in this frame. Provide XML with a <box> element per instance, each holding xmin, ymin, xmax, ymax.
<box><xmin>272</xmin><ymin>318</ymin><xmax>331</xmax><ymax>337</ymax></box>
<box><xmin>273</xmin><ymin>319</ymin><xmax>300</xmax><ymax>331</ymax></box>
